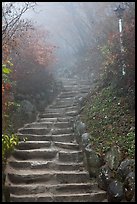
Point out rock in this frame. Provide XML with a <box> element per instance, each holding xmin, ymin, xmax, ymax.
<box><xmin>124</xmin><ymin>172</ymin><xmax>135</xmax><ymax>201</ymax></box>
<box><xmin>18</xmin><ymin>100</ymin><xmax>36</xmax><ymax>120</ymax></box>
<box><xmin>20</xmin><ymin>100</ymin><xmax>35</xmax><ymax>113</ymax></box>
<box><xmin>98</xmin><ymin>165</ymin><xmax>113</xmax><ymax>191</ymax></box>
<box><xmin>76</xmin><ymin>121</ymin><xmax>86</xmax><ymax>136</ymax></box>
<box><xmin>107</xmin><ymin>180</ymin><xmax>124</xmax><ymax>202</ymax></box>
<box><xmin>74</xmin><ymin>119</ymin><xmax>86</xmax><ymax>145</ymax></box>
<box><xmin>81</xmin><ymin>133</ymin><xmax>90</xmax><ymax>148</ymax></box>
<box><xmin>104</xmin><ymin>146</ymin><xmax>121</xmax><ymax>170</ymax></box>
<box><xmin>78</xmin><ymin>97</ymin><xmax>84</xmax><ymax>106</ymax></box>
<box><xmin>117</xmin><ymin>159</ymin><xmax>135</xmax><ymax>181</ymax></box>
<box><xmin>85</xmin><ymin>144</ymin><xmax>103</xmax><ymax>177</ymax></box>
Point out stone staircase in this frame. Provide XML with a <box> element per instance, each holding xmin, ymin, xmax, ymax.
<box><xmin>5</xmin><ymin>78</ymin><xmax>106</xmax><ymax>202</ymax></box>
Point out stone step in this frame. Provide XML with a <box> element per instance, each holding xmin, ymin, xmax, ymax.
<box><xmin>62</xmin><ymin>84</ymin><xmax>91</xmax><ymax>89</ymax></box>
<box><xmin>51</xmin><ymin>103</ymin><xmax>78</xmax><ymax>109</ymax></box>
<box><xmin>17</xmin><ymin>133</ymin><xmax>52</xmax><ymax>141</ymax></box>
<box><xmin>9</xmin><ymin>182</ymin><xmax>98</xmax><ymax>196</ymax></box>
<box><xmin>59</xmin><ymin>150</ymin><xmax>83</xmax><ymax>163</ymax></box>
<box><xmin>56</xmin><ymin>162</ymin><xmax>84</xmax><ymax>171</ymax></box>
<box><xmin>24</xmin><ymin>122</ymin><xmax>53</xmax><ymax>129</ymax></box>
<box><xmin>59</xmin><ymin>93</ymin><xmax>79</xmax><ymax>98</ymax></box>
<box><xmin>17</xmin><ymin>141</ymin><xmax>51</xmax><ymax>150</ymax></box>
<box><xmin>55</xmin><ymin>122</ymin><xmax>72</xmax><ymax>128</ymax></box>
<box><xmin>54</xmin><ymin>141</ymin><xmax>79</xmax><ymax>150</ymax></box>
<box><xmin>17</xmin><ymin>133</ymin><xmax>75</xmax><ymax>143</ymax></box>
<box><xmin>8</xmin><ymin>160</ymin><xmax>84</xmax><ymax>171</ymax></box>
<box><xmin>55</xmin><ymin>97</ymin><xmax>76</xmax><ymax>101</ymax></box>
<box><xmin>51</xmin><ymin>127</ymin><xmax>73</xmax><ymax>135</ymax></box>
<box><xmin>12</xmin><ymin>149</ymin><xmax>58</xmax><ymax>160</ymax></box>
<box><xmin>45</xmin><ymin>106</ymin><xmax>78</xmax><ymax>113</ymax></box>
<box><xmin>37</xmin><ymin>117</ymin><xmax>73</xmax><ymax>123</ymax></box>
<box><xmin>51</xmin><ymin>134</ymin><xmax>75</xmax><ymax>143</ymax></box>
<box><xmin>67</xmin><ymin>110</ymin><xmax>79</xmax><ymax>116</ymax></box>
<box><xmin>60</xmin><ymin>79</ymin><xmax>91</xmax><ymax>85</ymax></box>
<box><xmin>62</xmin><ymin>87</ymin><xmax>91</xmax><ymax>92</ymax></box>
<box><xmin>24</xmin><ymin>121</ymin><xmax>72</xmax><ymax>129</ymax></box>
<box><xmin>10</xmin><ymin>191</ymin><xmax>106</xmax><ymax>202</ymax></box>
<box><xmin>54</xmin><ymin>98</ymin><xmax>78</xmax><ymax>103</ymax></box>
<box><xmin>16</xmin><ymin>141</ymin><xmax>78</xmax><ymax>151</ymax></box>
<box><xmin>8</xmin><ymin>171</ymin><xmax>90</xmax><ymax>184</ymax></box>
<box><xmin>18</xmin><ymin>127</ymin><xmax>51</xmax><ymax>135</ymax></box>
<box><xmin>37</xmin><ymin>117</ymin><xmax>57</xmax><ymax>123</ymax></box>
<box><xmin>38</xmin><ymin>113</ymin><xmax>64</xmax><ymax>118</ymax></box>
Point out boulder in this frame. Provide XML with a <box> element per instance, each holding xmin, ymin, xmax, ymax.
<box><xmin>117</xmin><ymin>159</ymin><xmax>135</xmax><ymax>181</ymax></box>
<box><xmin>98</xmin><ymin>165</ymin><xmax>113</xmax><ymax>191</ymax></box>
<box><xmin>76</xmin><ymin>121</ymin><xmax>86</xmax><ymax>136</ymax></box>
<box><xmin>124</xmin><ymin>171</ymin><xmax>135</xmax><ymax>201</ymax></box>
<box><xmin>81</xmin><ymin>133</ymin><xmax>90</xmax><ymax>148</ymax></box>
<box><xmin>104</xmin><ymin>146</ymin><xmax>121</xmax><ymax>170</ymax></box>
<box><xmin>85</xmin><ymin>144</ymin><xmax>103</xmax><ymax>177</ymax></box>
<box><xmin>107</xmin><ymin>180</ymin><xmax>124</xmax><ymax>202</ymax></box>
<box><xmin>20</xmin><ymin>100</ymin><xmax>35</xmax><ymax>114</ymax></box>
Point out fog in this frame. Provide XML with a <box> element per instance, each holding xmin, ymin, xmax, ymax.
<box><xmin>22</xmin><ymin>2</ymin><xmax>119</xmax><ymax>81</ymax></box>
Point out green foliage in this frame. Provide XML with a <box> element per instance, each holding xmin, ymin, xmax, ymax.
<box><xmin>82</xmin><ymin>86</ymin><xmax>135</xmax><ymax>159</ymax></box>
<box><xmin>2</xmin><ymin>63</ymin><xmax>12</xmax><ymax>84</ymax></box>
<box><xmin>2</xmin><ymin>134</ymin><xmax>19</xmax><ymax>166</ymax></box>
<box><xmin>2</xmin><ymin>66</ymin><xmax>12</xmax><ymax>74</ymax></box>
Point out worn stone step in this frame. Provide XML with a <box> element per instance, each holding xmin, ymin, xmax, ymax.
<box><xmin>9</xmin><ymin>182</ymin><xmax>98</xmax><ymax>196</ymax></box>
<box><xmin>45</xmin><ymin>106</ymin><xmax>78</xmax><ymax>113</ymax></box>
<box><xmin>8</xmin><ymin>160</ymin><xmax>51</xmax><ymax>170</ymax></box>
<box><xmin>53</xmin><ymin>99</ymin><xmax>78</xmax><ymax>104</ymax></box>
<box><xmin>8</xmin><ymin>171</ymin><xmax>90</xmax><ymax>184</ymax></box>
<box><xmin>51</xmin><ymin>127</ymin><xmax>73</xmax><ymax>135</ymax></box>
<box><xmin>62</xmin><ymin>87</ymin><xmax>90</xmax><ymax>92</ymax></box>
<box><xmin>51</xmin><ymin>134</ymin><xmax>75</xmax><ymax>143</ymax></box>
<box><xmin>60</xmin><ymin>79</ymin><xmax>91</xmax><ymax>85</ymax></box>
<box><xmin>8</xmin><ymin>160</ymin><xmax>84</xmax><ymax>171</ymax></box>
<box><xmin>63</xmin><ymin>84</ymin><xmax>91</xmax><ymax>88</ymax></box>
<box><xmin>24</xmin><ymin>122</ymin><xmax>53</xmax><ymax>129</ymax></box>
<box><xmin>51</xmin><ymin>103</ymin><xmax>78</xmax><ymax>109</ymax></box>
<box><xmin>17</xmin><ymin>133</ymin><xmax>52</xmax><ymax>141</ymax></box>
<box><xmin>54</xmin><ymin>141</ymin><xmax>79</xmax><ymax>150</ymax></box>
<box><xmin>10</xmin><ymin>193</ymin><xmax>53</xmax><ymax>202</ymax></box>
<box><xmin>10</xmin><ymin>191</ymin><xmax>106</xmax><ymax>202</ymax></box>
<box><xmin>59</xmin><ymin>93</ymin><xmax>79</xmax><ymax>98</ymax></box>
<box><xmin>54</xmin><ymin>191</ymin><xmax>107</xmax><ymax>202</ymax></box>
<box><xmin>18</xmin><ymin>127</ymin><xmax>51</xmax><ymax>135</ymax></box>
<box><xmin>17</xmin><ymin>133</ymin><xmax>75</xmax><ymax>143</ymax></box>
<box><xmin>12</xmin><ymin>149</ymin><xmax>58</xmax><ymax>160</ymax></box>
<box><xmin>24</xmin><ymin>121</ymin><xmax>72</xmax><ymax>129</ymax></box>
<box><xmin>37</xmin><ymin>117</ymin><xmax>57</xmax><ymax>123</ymax></box>
<box><xmin>54</xmin><ymin>122</ymin><xmax>72</xmax><ymax>128</ymax></box>
<box><xmin>17</xmin><ymin>141</ymin><xmax>51</xmax><ymax>150</ymax></box>
<box><xmin>66</xmin><ymin>110</ymin><xmax>79</xmax><ymax>117</ymax></box>
<box><xmin>56</xmin><ymin>162</ymin><xmax>84</xmax><ymax>171</ymax></box>
<box><xmin>55</xmin><ymin>97</ymin><xmax>76</xmax><ymax>101</ymax></box>
<box><xmin>37</xmin><ymin>117</ymin><xmax>73</xmax><ymax>123</ymax></box>
<box><xmin>59</xmin><ymin>150</ymin><xmax>83</xmax><ymax>163</ymax></box>
<box><xmin>38</xmin><ymin>113</ymin><xmax>63</xmax><ymax>118</ymax></box>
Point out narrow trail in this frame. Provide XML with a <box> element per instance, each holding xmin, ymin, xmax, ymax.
<box><xmin>6</xmin><ymin>78</ymin><xmax>106</xmax><ymax>202</ymax></box>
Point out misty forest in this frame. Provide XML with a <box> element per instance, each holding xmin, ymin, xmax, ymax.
<box><xmin>2</xmin><ymin>2</ymin><xmax>135</xmax><ymax>202</ymax></box>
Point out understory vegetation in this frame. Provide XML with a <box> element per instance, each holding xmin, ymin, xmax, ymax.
<box><xmin>81</xmin><ymin>85</ymin><xmax>135</xmax><ymax>159</ymax></box>
<box><xmin>81</xmin><ymin>2</ymin><xmax>135</xmax><ymax>160</ymax></box>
